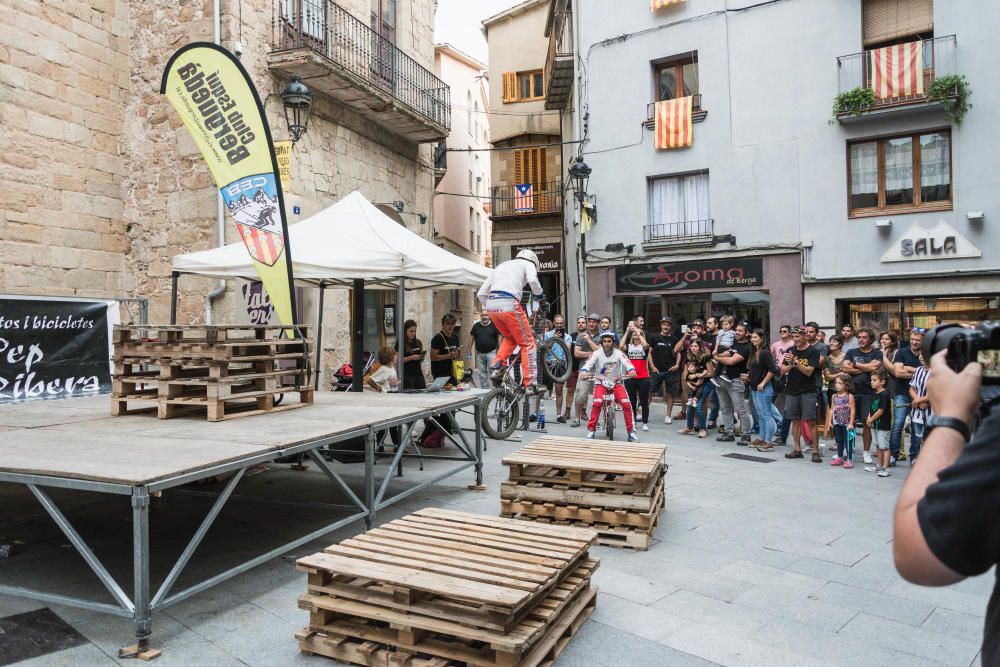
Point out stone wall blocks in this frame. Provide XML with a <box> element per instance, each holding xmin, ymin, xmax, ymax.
<box><xmin>64</xmin><ymin>267</ymin><xmax>108</xmax><ymax>290</ymax></box>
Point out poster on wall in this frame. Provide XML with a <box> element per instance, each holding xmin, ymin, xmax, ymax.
<box><xmin>0</xmin><ymin>298</ymin><xmax>116</xmax><ymax>403</ymax></box>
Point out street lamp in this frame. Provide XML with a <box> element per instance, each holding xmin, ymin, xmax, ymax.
<box><xmin>568</xmin><ymin>156</ymin><xmax>592</xmax><ymax>203</ymax></box>
<box><xmin>281</xmin><ymin>76</ymin><xmax>313</xmax><ymax>144</ymax></box>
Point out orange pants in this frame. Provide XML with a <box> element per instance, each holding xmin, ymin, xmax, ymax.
<box><xmin>488</xmin><ymin>306</ymin><xmax>537</xmax><ymax>387</ymax></box>
<box><xmin>588</xmin><ymin>382</ymin><xmax>634</xmax><ymax>432</ymax></box>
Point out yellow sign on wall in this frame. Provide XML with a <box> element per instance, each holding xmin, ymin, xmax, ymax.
<box><xmin>274</xmin><ymin>141</ymin><xmax>292</xmax><ymax>191</ymax></box>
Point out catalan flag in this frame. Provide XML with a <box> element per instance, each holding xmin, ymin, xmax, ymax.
<box><xmin>870</xmin><ymin>41</ymin><xmax>924</xmax><ymax>100</ymax></box>
<box><xmin>514</xmin><ymin>183</ymin><xmax>534</xmax><ymax>212</ymax></box>
<box><xmin>651</xmin><ymin>0</ymin><xmax>684</xmax><ymax>9</ymax></box>
<box><xmin>654</xmin><ymin>96</ymin><xmax>693</xmax><ymax>150</ymax></box>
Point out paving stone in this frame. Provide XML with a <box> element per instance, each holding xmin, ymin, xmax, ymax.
<box><xmin>591</xmin><ymin>591</ymin><xmax>694</xmax><ymax>642</ymax></box>
<box><xmin>716</xmin><ymin>559</ymin><xmax>829</xmax><ymax>595</ymax></box>
<box><xmin>885</xmin><ymin>579</ymin><xmax>991</xmax><ymax>617</ymax></box>
<box><xmin>11</xmin><ymin>642</ymin><xmax>117</xmax><ymax>666</ymax></box>
<box><xmin>839</xmin><ymin>611</ymin><xmax>981</xmax><ymax>665</ymax></box>
<box><xmin>591</xmin><ymin>565</ymin><xmax>679</xmax><ymax>605</ymax></box>
<box><xmin>809</xmin><ymin>580</ymin><xmax>936</xmax><ymax>627</ymax></box>
<box><xmin>784</xmin><ymin>554</ymin><xmax>897</xmax><ymax>593</ymax></box>
<box><xmin>731</xmin><ymin>584</ymin><xmax>859</xmax><ymax>631</ymax></box>
<box><xmin>660</xmin><ymin>622</ymin><xmax>821</xmax><ymax>667</ymax></box>
<box><xmin>922</xmin><ymin>607</ymin><xmax>988</xmax><ymax>645</ymax></box>
<box><xmin>651</xmin><ymin>589</ymin><xmax>771</xmax><ymax>637</ymax></box>
<box><xmin>558</xmin><ymin>617</ymin><xmax>720</xmax><ymax>667</ymax></box>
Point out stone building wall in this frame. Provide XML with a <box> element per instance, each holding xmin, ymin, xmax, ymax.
<box><xmin>1</xmin><ymin>0</ymin><xmax>441</xmax><ymax>386</ymax></box>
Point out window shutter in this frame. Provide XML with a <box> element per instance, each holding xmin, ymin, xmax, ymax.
<box><xmin>863</xmin><ymin>0</ymin><xmax>933</xmax><ymax>46</ymax></box>
<box><xmin>513</xmin><ymin>149</ymin><xmax>523</xmax><ymax>184</ymax></box>
<box><xmin>502</xmin><ymin>72</ymin><xmax>517</xmax><ymax>103</ymax></box>
<box><xmin>538</xmin><ymin>148</ymin><xmax>547</xmax><ymax>184</ymax></box>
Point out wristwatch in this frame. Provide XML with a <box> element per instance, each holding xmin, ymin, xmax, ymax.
<box><xmin>924</xmin><ymin>415</ymin><xmax>971</xmax><ymax>443</ymax></box>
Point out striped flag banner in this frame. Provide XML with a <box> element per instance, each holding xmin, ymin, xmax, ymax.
<box><xmin>870</xmin><ymin>41</ymin><xmax>924</xmax><ymax>100</ymax></box>
<box><xmin>654</xmin><ymin>96</ymin><xmax>693</xmax><ymax>149</ymax></box>
<box><xmin>514</xmin><ymin>183</ymin><xmax>534</xmax><ymax>212</ymax></box>
<box><xmin>650</xmin><ymin>0</ymin><xmax>685</xmax><ymax>9</ymax></box>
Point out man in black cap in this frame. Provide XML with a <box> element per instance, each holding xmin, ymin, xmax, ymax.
<box><xmin>648</xmin><ymin>316</ymin><xmax>681</xmax><ymax>424</ymax></box>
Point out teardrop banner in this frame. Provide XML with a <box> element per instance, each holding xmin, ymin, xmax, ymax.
<box><xmin>160</xmin><ymin>42</ymin><xmax>299</xmax><ymax>336</ymax></box>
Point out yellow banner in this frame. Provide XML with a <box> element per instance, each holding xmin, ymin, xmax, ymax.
<box><xmin>274</xmin><ymin>140</ymin><xmax>292</xmax><ymax>191</ymax></box>
<box><xmin>160</xmin><ymin>43</ymin><xmax>297</xmax><ymax>335</ymax></box>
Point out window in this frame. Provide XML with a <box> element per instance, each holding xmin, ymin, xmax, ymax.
<box><xmin>512</xmin><ymin>147</ymin><xmax>547</xmax><ymax>186</ymax></box>
<box><xmin>848</xmin><ymin>130</ymin><xmax>951</xmax><ymax>216</ymax></box>
<box><xmin>648</xmin><ymin>171</ymin><xmax>710</xmax><ymax>236</ymax></box>
<box><xmin>468</xmin><ymin>169</ymin><xmax>473</xmax><ymax>193</ymax></box>
<box><xmin>502</xmin><ymin>70</ymin><xmax>544</xmax><ymax>103</ymax></box>
<box><xmin>475</xmin><ymin>212</ymin><xmax>481</xmax><ymax>253</ymax></box>
<box><xmin>474</xmin><ymin>101</ymin><xmax>480</xmax><ymax>138</ymax></box>
<box><xmin>863</xmin><ymin>0</ymin><xmax>932</xmax><ymax>47</ymax></box>
<box><xmin>370</xmin><ymin>0</ymin><xmax>396</xmax><ymax>43</ymax></box>
<box><xmin>474</xmin><ymin>155</ymin><xmax>481</xmax><ymax>196</ymax></box>
<box><xmin>654</xmin><ymin>54</ymin><xmax>698</xmax><ymax>103</ymax></box>
<box><xmin>466</xmin><ymin>91</ymin><xmax>473</xmax><ymax>134</ymax></box>
<box><xmin>469</xmin><ymin>207</ymin><xmax>475</xmax><ymax>249</ymax></box>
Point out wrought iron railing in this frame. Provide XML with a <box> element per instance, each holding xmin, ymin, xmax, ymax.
<box><xmin>643</xmin><ymin>219</ymin><xmax>714</xmax><ymax>245</ymax></box>
<box><xmin>836</xmin><ymin>35</ymin><xmax>957</xmax><ymax>108</ymax></box>
<box><xmin>490</xmin><ymin>181</ymin><xmax>564</xmax><ymax>218</ymax></box>
<box><xmin>272</xmin><ymin>0</ymin><xmax>451</xmax><ymax>130</ymax></box>
<box><xmin>646</xmin><ymin>94</ymin><xmax>703</xmax><ymax>120</ymax></box>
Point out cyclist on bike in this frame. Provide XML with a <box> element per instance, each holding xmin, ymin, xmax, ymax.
<box><xmin>581</xmin><ymin>331</ymin><xmax>640</xmax><ymax>442</ymax></box>
<box><xmin>477</xmin><ymin>249</ymin><xmax>545</xmax><ymax>395</ymax></box>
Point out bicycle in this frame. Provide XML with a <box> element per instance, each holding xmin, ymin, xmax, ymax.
<box><xmin>481</xmin><ymin>298</ymin><xmax>571</xmax><ymax>440</ymax></box>
<box><xmin>596</xmin><ymin>376</ymin><xmax>622</xmax><ymax>441</ymax></box>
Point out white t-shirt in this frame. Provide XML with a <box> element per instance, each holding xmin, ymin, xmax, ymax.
<box><xmin>367</xmin><ymin>365</ymin><xmax>398</xmax><ymax>394</ymax></box>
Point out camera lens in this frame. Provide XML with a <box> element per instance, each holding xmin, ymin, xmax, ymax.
<box><xmin>921</xmin><ymin>323</ymin><xmax>966</xmax><ymax>362</ymax></box>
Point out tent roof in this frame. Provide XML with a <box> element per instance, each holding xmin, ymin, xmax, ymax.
<box><xmin>172</xmin><ymin>191</ymin><xmax>492</xmax><ymax>290</ymax></box>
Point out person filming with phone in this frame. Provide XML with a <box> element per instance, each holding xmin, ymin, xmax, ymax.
<box><xmin>893</xmin><ymin>321</ymin><xmax>1000</xmax><ymax>663</ymax></box>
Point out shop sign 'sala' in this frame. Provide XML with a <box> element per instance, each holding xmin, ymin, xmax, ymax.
<box><xmin>881</xmin><ymin>220</ymin><xmax>981</xmax><ymax>263</ymax></box>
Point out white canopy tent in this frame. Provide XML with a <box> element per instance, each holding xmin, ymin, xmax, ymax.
<box><xmin>170</xmin><ymin>190</ymin><xmax>493</xmax><ymax>388</ymax></box>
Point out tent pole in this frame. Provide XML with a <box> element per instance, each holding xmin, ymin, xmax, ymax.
<box><xmin>314</xmin><ymin>281</ymin><xmax>325</xmax><ymax>390</ymax></box>
<box><xmin>170</xmin><ymin>272</ymin><xmax>179</xmax><ymax>325</ymax></box>
<box><xmin>396</xmin><ymin>277</ymin><xmax>405</xmax><ymax>385</ymax></box>
<box><xmin>351</xmin><ymin>279</ymin><xmax>364</xmax><ymax>392</ymax></box>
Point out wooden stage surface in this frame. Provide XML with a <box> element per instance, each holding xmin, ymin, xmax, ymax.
<box><xmin>0</xmin><ymin>391</ymin><xmax>483</xmax><ymax>487</ymax></box>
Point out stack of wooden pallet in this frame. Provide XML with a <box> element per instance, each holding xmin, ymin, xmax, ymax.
<box><xmin>500</xmin><ymin>436</ymin><xmax>666</xmax><ymax>550</ymax></box>
<box><xmin>111</xmin><ymin>324</ymin><xmax>313</xmax><ymax>421</ymax></box>
<box><xmin>295</xmin><ymin>507</ymin><xmax>598</xmax><ymax>667</ymax></box>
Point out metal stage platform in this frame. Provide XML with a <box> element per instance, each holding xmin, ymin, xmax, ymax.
<box><xmin>0</xmin><ymin>390</ymin><xmax>485</xmax><ymax>655</ymax></box>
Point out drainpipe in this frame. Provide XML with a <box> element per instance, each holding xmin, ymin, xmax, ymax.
<box><xmin>205</xmin><ymin>0</ymin><xmax>226</xmax><ymax>323</ymax></box>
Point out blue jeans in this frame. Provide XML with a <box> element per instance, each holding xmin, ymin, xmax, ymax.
<box><xmin>686</xmin><ymin>385</ymin><xmax>708</xmax><ymax>430</ymax></box>
<box><xmin>909</xmin><ymin>422</ymin><xmax>924</xmax><ymax>460</ymax></box>
<box><xmin>890</xmin><ymin>395</ymin><xmax>911</xmax><ymax>458</ymax></box>
<box><xmin>751</xmin><ymin>385</ymin><xmax>777</xmax><ymax>442</ymax></box>
<box><xmin>833</xmin><ymin>424</ymin><xmax>848</xmax><ymax>458</ymax></box>
<box><xmin>703</xmin><ymin>382</ymin><xmax>720</xmax><ymax>424</ymax></box>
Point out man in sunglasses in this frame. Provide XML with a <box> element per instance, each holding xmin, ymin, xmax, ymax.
<box><xmin>889</xmin><ymin>328</ymin><xmax>926</xmax><ymax>464</ymax></box>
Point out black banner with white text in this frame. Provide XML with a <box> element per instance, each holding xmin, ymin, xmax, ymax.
<box><xmin>0</xmin><ymin>299</ymin><xmax>112</xmax><ymax>402</ymax></box>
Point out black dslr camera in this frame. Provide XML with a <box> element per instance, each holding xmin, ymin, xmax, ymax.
<box><xmin>922</xmin><ymin>321</ymin><xmax>1000</xmax><ymax>385</ymax></box>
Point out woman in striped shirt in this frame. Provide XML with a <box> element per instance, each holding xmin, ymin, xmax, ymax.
<box><xmin>908</xmin><ymin>352</ymin><xmax>931</xmax><ymax>464</ymax></box>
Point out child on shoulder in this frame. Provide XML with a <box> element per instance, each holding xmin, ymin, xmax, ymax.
<box><xmin>865</xmin><ymin>369</ymin><xmax>892</xmax><ymax>477</ymax></box>
<box><xmin>826</xmin><ymin>373</ymin><xmax>856</xmax><ymax>468</ymax></box>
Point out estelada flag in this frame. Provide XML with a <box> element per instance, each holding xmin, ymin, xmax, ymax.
<box><xmin>870</xmin><ymin>41</ymin><xmax>924</xmax><ymax>100</ymax></box>
<box><xmin>654</xmin><ymin>96</ymin><xmax>693</xmax><ymax>149</ymax></box>
<box><xmin>160</xmin><ymin>43</ymin><xmax>298</xmax><ymax>336</ymax></box>
<box><xmin>650</xmin><ymin>0</ymin><xmax>684</xmax><ymax>9</ymax></box>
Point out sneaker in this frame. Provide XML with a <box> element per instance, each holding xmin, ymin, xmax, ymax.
<box><xmin>490</xmin><ymin>368</ymin><xmax>504</xmax><ymax>385</ymax></box>
<box><xmin>784</xmin><ymin>450</ymin><xmax>804</xmax><ymax>459</ymax></box>
<box><xmin>843</xmin><ymin>460</ymin><xmax>854</xmax><ymax>469</ymax></box>
<box><xmin>556</xmin><ymin>416</ymin><xmax>567</xmax><ymax>424</ymax></box>
<box><xmin>706</xmin><ymin>421</ymin><xmax>717</xmax><ymax>429</ymax></box>
<box><xmin>863</xmin><ymin>451</ymin><xmax>873</xmax><ymax>465</ymax></box>
<box><xmin>755</xmin><ymin>441</ymin><xmax>774</xmax><ymax>451</ymax></box>
<box><xmin>717</xmin><ymin>433</ymin><xmax>735</xmax><ymax>442</ymax></box>
<box><xmin>677</xmin><ymin>427</ymin><xmax>694</xmax><ymax>435</ymax></box>
<box><xmin>641</xmin><ymin>423</ymin><xmax>649</xmax><ymax>432</ymax></box>
<box><xmin>698</xmin><ymin>430</ymin><xmax>708</xmax><ymax>438</ymax></box>
<box><xmin>830</xmin><ymin>456</ymin><xmax>843</xmax><ymax>466</ymax></box>
<box><xmin>570</xmin><ymin>419</ymin><xmax>581</xmax><ymax>428</ymax></box>
<box><xmin>877</xmin><ymin>468</ymin><xmax>891</xmax><ymax>477</ymax></box>
<box><xmin>586</xmin><ymin>431</ymin><xmax>595</xmax><ymax>439</ymax></box>
<box><xmin>628</xmin><ymin>431</ymin><xmax>640</xmax><ymax>443</ymax></box>
<box><xmin>524</xmin><ymin>384</ymin><xmax>543</xmax><ymax>396</ymax></box>
<box><xmin>664</xmin><ymin>415</ymin><xmax>673</xmax><ymax>424</ymax></box>
<box><xmin>889</xmin><ymin>457</ymin><xmax>897</xmax><ymax>467</ymax></box>
<box><xmin>738</xmin><ymin>436</ymin><xmax>752</xmax><ymax>447</ymax></box>
<box><xmin>811</xmin><ymin>452</ymin><xmax>822</xmax><ymax>463</ymax></box>
<box><xmin>864</xmin><ymin>464</ymin><xmax>879</xmax><ymax>473</ymax></box>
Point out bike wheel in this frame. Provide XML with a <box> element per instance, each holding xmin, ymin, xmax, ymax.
<box><xmin>538</xmin><ymin>337</ymin><xmax>571</xmax><ymax>384</ymax></box>
<box><xmin>605</xmin><ymin>405</ymin><xmax>615</xmax><ymax>441</ymax></box>
<box><xmin>482</xmin><ymin>387</ymin><xmax>520</xmax><ymax>440</ymax></box>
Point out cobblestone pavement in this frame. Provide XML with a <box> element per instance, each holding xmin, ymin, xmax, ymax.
<box><xmin>0</xmin><ymin>396</ymin><xmax>990</xmax><ymax>666</ymax></box>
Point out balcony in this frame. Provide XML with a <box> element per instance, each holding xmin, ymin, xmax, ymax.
<box><xmin>433</xmin><ymin>141</ymin><xmax>447</xmax><ymax>186</ymax></box>
<box><xmin>642</xmin><ymin>95</ymin><xmax>708</xmax><ymax>129</ymax></box>
<box><xmin>835</xmin><ymin>35</ymin><xmax>957</xmax><ymax>122</ymax></box>
<box><xmin>490</xmin><ymin>181</ymin><xmax>563</xmax><ymax>220</ymax></box>
<box><xmin>270</xmin><ymin>0</ymin><xmax>450</xmax><ymax>143</ymax></box>
<box><xmin>543</xmin><ymin>10</ymin><xmax>574</xmax><ymax>110</ymax></box>
<box><xmin>643</xmin><ymin>219</ymin><xmax>714</xmax><ymax>248</ymax></box>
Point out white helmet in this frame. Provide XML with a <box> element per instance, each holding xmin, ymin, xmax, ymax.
<box><xmin>516</xmin><ymin>248</ymin><xmax>540</xmax><ymax>271</ymax></box>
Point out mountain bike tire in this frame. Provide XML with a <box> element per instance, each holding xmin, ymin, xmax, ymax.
<box><xmin>538</xmin><ymin>337</ymin><xmax>572</xmax><ymax>384</ymax></box>
<box><xmin>482</xmin><ymin>387</ymin><xmax>520</xmax><ymax>440</ymax></box>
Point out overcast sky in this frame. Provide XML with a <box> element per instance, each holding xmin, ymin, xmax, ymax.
<box><xmin>434</xmin><ymin>0</ymin><xmax>522</xmax><ymax>64</ymax></box>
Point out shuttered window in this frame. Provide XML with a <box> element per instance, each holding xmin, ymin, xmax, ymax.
<box><xmin>513</xmin><ymin>147</ymin><xmax>547</xmax><ymax>186</ymax></box>
<box><xmin>863</xmin><ymin>0</ymin><xmax>933</xmax><ymax>47</ymax></box>
<box><xmin>501</xmin><ymin>70</ymin><xmax>544</xmax><ymax>103</ymax></box>
<box><xmin>502</xmin><ymin>72</ymin><xmax>517</xmax><ymax>103</ymax></box>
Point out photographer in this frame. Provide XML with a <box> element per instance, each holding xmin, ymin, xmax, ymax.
<box><xmin>893</xmin><ymin>349</ymin><xmax>997</xmax><ymax>662</ymax></box>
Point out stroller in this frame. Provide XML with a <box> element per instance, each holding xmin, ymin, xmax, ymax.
<box><xmin>332</xmin><ymin>351</ymin><xmax>376</xmax><ymax>391</ymax></box>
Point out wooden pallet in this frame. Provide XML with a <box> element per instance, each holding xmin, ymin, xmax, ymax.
<box><xmin>501</xmin><ymin>436</ymin><xmax>666</xmax><ymax>492</ymax></box>
<box><xmin>297</xmin><ymin>508</ymin><xmax>596</xmax><ymax>634</ymax></box>
<box><xmin>297</xmin><ymin>566</ymin><xmax>598</xmax><ymax>667</ymax></box>
<box><xmin>499</xmin><ymin>472</ymin><xmax>663</xmax><ymax>512</ymax></box>
<box><xmin>499</xmin><ymin>479</ymin><xmax>664</xmax><ymax>531</ymax></box>
<box><xmin>507</xmin><ymin>511</ymin><xmax>662</xmax><ymax>551</ymax></box>
<box><xmin>113</xmin><ymin>324</ymin><xmax>310</xmax><ymax>360</ymax></box>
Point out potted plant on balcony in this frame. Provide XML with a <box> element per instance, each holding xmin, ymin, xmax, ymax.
<box><xmin>831</xmin><ymin>87</ymin><xmax>875</xmax><ymax>121</ymax></box>
<box><xmin>927</xmin><ymin>74</ymin><xmax>972</xmax><ymax>126</ymax></box>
